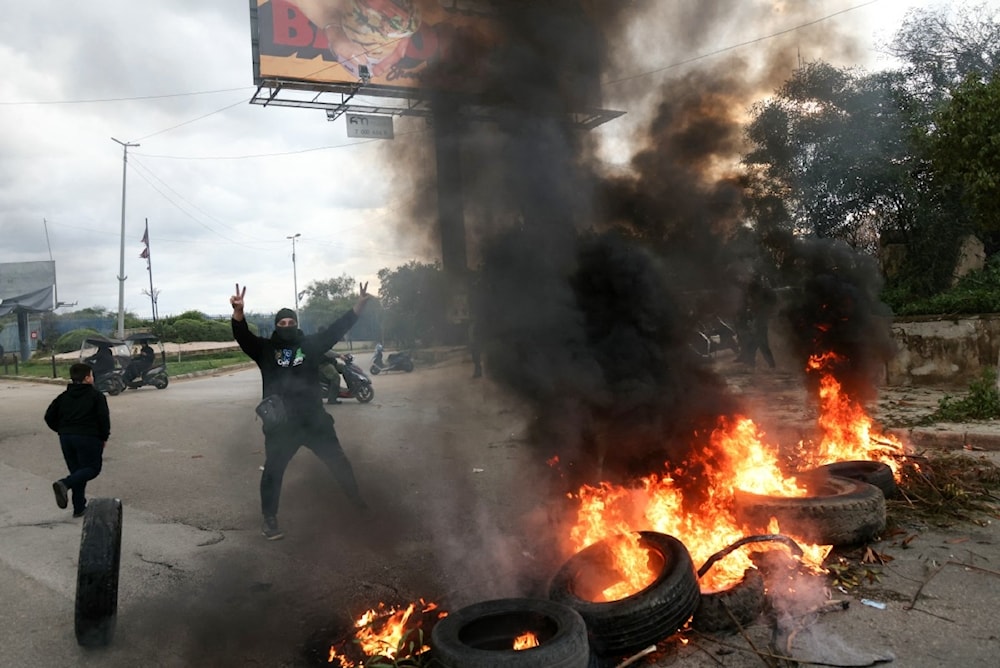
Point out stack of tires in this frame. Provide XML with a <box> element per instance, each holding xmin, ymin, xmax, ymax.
<box><xmin>432</xmin><ymin>468</ymin><xmax>893</xmax><ymax>665</ymax></box>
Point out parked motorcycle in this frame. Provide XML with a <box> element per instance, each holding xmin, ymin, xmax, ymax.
<box><xmin>319</xmin><ymin>353</ymin><xmax>374</xmax><ymax>403</ymax></box>
<box><xmin>369</xmin><ymin>343</ymin><xmax>414</xmax><ymax>375</ymax></box>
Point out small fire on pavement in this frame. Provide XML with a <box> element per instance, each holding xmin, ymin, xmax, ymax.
<box><xmin>327</xmin><ymin>599</ymin><xmax>445</xmax><ymax>667</ymax></box>
<box><xmin>561</xmin><ymin>353</ymin><xmax>907</xmax><ymax>600</ymax></box>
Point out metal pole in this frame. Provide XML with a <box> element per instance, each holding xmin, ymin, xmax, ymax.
<box><xmin>287</xmin><ymin>233</ymin><xmax>301</xmax><ymax>318</ymax></box>
<box><xmin>145</xmin><ymin>218</ymin><xmax>157</xmax><ymax>323</ymax></box>
<box><xmin>112</xmin><ymin>137</ymin><xmax>139</xmax><ymax>340</ymax></box>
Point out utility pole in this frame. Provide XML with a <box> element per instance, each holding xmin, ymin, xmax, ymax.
<box><xmin>112</xmin><ymin>137</ymin><xmax>139</xmax><ymax>340</ymax></box>
<box><xmin>288</xmin><ymin>233</ymin><xmax>301</xmax><ymax>322</ymax></box>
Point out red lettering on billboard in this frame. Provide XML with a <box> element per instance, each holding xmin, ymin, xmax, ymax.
<box><xmin>272</xmin><ymin>0</ymin><xmax>316</xmax><ymax>48</ymax></box>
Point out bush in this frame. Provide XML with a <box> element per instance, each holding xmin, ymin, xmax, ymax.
<box><xmin>54</xmin><ymin>329</ymin><xmax>105</xmax><ymax>354</ymax></box>
<box><xmin>160</xmin><ymin>318</ymin><xmax>232</xmax><ymax>343</ymax></box>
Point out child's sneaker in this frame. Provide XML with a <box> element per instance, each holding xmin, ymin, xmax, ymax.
<box><xmin>52</xmin><ymin>481</ymin><xmax>69</xmax><ymax>509</ymax></box>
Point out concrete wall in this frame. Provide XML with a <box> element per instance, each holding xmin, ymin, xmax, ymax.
<box><xmin>887</xmin><ymin>315</ymin><xmax>1000</xmax><ymax>387</ymax></box>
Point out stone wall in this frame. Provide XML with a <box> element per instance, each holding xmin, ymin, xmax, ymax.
<box><xmin>887</xmin><ymin>315</ymin><xmax>1000</xmax><ymax>387</ymax></box>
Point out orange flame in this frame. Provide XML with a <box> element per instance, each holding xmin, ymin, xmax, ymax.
<box><xmin>565</xmin><ymin>409</ymin><xmax>848</xmax><ymax>595</ymax></box>
<box><xmin>801</xmin><ymin>353</ymin><xmax>905</xmax><ymax>474</ymax></box>
<box><xmin>513</xmin><ymin>631</ymin><xmax>540</xmax><ymax>650</ymax></box>
<box><xmin>328</xmin><ymin>600</ymin><xmax>444</xmax><ymax>666</ymax></box>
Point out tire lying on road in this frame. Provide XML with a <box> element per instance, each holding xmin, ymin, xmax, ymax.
<box><xmin>809</xmin><ymin>460</ymin><xmax>898</xmax><ymax>499</ymax></box>
<box><xmin>548</xmin><ymin>532</ymin><xmax>700</xmax><ymax>658</ymax></box>
<box><xmin>733</xmin><ymin>475</ymin><xmax>885</xmax><ymax>546</ymax></box>
<box><xmin>75</xmin><ymin>497</ymin><xmax>123</xmax><ymax>647</ymax></box>
<box><xmin>430</xmin><ymin>597</ymin><xmax>590</xmax><ymax>668</ymax></box>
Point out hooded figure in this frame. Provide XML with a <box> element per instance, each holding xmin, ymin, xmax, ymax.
<box><xmin>230</xmin><ymin>283</ymin><xmax>373</xmax><ymax>540</ymax></box>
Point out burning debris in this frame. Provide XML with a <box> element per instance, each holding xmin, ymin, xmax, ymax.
<box><xmin>327</xmin><ymin>599</ymin><xmax>445</xmax><ymax>667</ymax></box>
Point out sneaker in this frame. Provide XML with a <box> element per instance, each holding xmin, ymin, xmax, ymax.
<box><xmin>73</xmin><ymin>504</ymin><xmax>87</xmax><ymax>518</ymax></box>
<box><xmin>261</xmin><ymin>516</ymin><xmax>284</xmax><ymax>541</ymax></box>
<box><xmin>52</xmin><ymin>481</ymin><xmax>69</xmax><ymax>509</ymax></box>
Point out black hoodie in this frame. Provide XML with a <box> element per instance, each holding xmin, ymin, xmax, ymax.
<box><xmin>232</xmin><ymin>309</ymin><xmax>358</xmax><ymax>420</ymax></box>
<box><xmin>44</xmin><ymin>382</ymin><xmax>111</xmax><ymax>441</ymax></box>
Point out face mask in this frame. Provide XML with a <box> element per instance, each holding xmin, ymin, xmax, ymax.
<box><xmin>275</xmin><ymin>326</ymin><xmax>299</xmax><ymax>344</ymax></box>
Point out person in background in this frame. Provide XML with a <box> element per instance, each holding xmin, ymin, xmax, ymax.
<box><xmin>230</xmin><ymin>282</ymin><xmax>372</xmax><ymax>540</ymax></box>
<box><xmin>44</xmin><ymin>363</ymin><xmax>111</xmax><ymax>518</ymax></box>
<box><xmin>736</xmin><ymin>274</ymin><xmax>778</xmax><ymax>369</ymax></box>
<box><xmin>320</xmin><ymin>349</ymin><xmax>346</xmax><ymax>404</ymax></box>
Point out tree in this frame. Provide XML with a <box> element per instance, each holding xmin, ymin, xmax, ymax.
<box><xmin>376</xmin><ymin>261</ymin><xmax>449</xmax><ymax>347</ymax></box>
<box><xmin>299</xmin><ymin>274</ymin><xmax>357</xmax><ymax>330</ymax></box>
<box><xmin>930</xmin><ymin>72</ymin><xmax>1000</xmax><ymax>235</ymax></box>
<box><xmin>743</xmin><ymin>62</ymin><xmax>920</xmax><ymax>252</ymax></box>
<box><xmin>887</xmin><ymin>3</ymin><xmax>1000</xmax><ymax>103</ymax></box>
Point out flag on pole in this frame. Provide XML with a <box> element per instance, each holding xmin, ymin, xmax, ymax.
<box><xmin>139</xmin><ymin>221</ymin><xmax>150</xmax><ymax>261</ymax></box>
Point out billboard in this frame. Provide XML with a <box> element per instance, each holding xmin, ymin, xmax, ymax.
<box><xmin>251</xmin><ymin>0</ymin><xmax>503</xmax><ymax>93</ymax></box>
<box><xmin>0</xmin><ymin>261</ymin><xmax>56</xmax><ymax>316</ymax></box>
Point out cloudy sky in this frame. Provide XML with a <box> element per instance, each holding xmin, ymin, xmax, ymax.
<box><xmin>0</xmin><ymin>0</ymin><xmax>962</xmax><ymax>319</ymax></box>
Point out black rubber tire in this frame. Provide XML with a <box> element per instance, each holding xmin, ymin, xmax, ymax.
<box><xmin>75</xmin><ymin>497</ymin><xmax>123</xmax><ymax>647</ymax></box>
<box><xmin>431</xmin><ymin>597</ymin><xmax>590</xmax><ymax>668</ymax></box>
<box><xmin>403</xmin><ymin>360</ymin><xmax>414</xmax><ymax>372</ymax></box>
<box><xmin>106</xmin><ymin>377</ymin><xmax>124</xmax><ymax>396</ymax></box>
<box><xmin>733</xmin><ymin>475</ymin><xmax>885</xmax><ymax>546</ymax></box>
<box><xmin>692</xmin><ymin>568</ymin><xmax>765</xmax><ymax>633</ymax></box>
<box><xmin>354</xmin><ymin>384</ymin><xmax>374</xmax><ymax>403</ymax></box>
<box><xmin>810</xmin><ymin>460</ymin><xmax>898</xmax><ymax>499</ymax></box>
<box><xmin>369</xmin><ymin>365</ymin><xmax>381</xmax><ymax>375</ymax></box>
<box><xmin>548</xmin><ymin>532</ymin><xmax>700</xmax><ymax>658</ymax></box>
<box><xmin>153</xmin><ymin>374</ymin><xmax>168</xmax><ymax>390</ymax></box>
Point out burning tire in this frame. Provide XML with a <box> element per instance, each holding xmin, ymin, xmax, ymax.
<box><xmin>692</xmin><ymin>568</ymin><xmax>765</xmax><ymax>633</ymax></box>
<box><xmin>733</xmin><ymin>475</ymin><xmax>885</xmax><ymax>546</ymax></box>
<box><xmin>75</xmin><ymin>497</ymin><xmax>123</xmax><ymax>647</ymax></box>
<box><xmin>810</xmin><ymin>460</ymin><xmax>898</xmax><ymax>499</ymax></box>
<box><xmin>548</xmin><ymin>532</ymin><xmax>700</xmax><ymax>658</ymax></box>
<box><xmin>430</xmin><ymin>597</ymin><xmax>590</xmax><ymax>668</ymax></box>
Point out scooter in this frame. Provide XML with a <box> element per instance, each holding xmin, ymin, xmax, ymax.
<box><xmin>320</xmin><ymin>353</ymin><xmax>375</xmax><ymax>403</ymax></box>
<box><xmin>369</xmin><ymin>343</ymin><xmax>414</xmax><ymax>375</ymax></box>
<box><xmin>123</xmin><ymin>333</ymin><xmax>169</xmax><ymax>390</ymax></box>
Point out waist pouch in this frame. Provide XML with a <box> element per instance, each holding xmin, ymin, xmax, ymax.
<box><xmin>255</xmin><ymin>395</ymin><xmax>288</xmax><ymax>430</ymax></box>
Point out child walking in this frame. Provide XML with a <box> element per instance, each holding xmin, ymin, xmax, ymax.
<box><xmin>44</xmin><ymin>362</ymin><xmax>111</xmax><ymax>517</ymax></box>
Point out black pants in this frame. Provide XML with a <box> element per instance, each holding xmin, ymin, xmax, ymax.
<box><xmin>58</xmin><ymin>434</ymin><xmax>104</xmax><ymax>514</ymax></box>
<box><xmin>260</xmin><ymin>412</ymin><xmax>363</xmax><ymax>518</ymax></box>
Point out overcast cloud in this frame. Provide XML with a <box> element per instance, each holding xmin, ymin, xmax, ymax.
<box><xmin>0</xmin><ymin>0</ymin><xmax>957</xmax><ymax>318</ymax></box>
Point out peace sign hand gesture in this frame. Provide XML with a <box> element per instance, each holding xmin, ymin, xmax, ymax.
<box><xmin>354</xmin><ymin>281</ymin><xmax>372</xmax><ymax>315</ymax></box>
<box><xmin>230</xmin><ymin>283</ymin><xmax>247</xmax><ymax>320</ymax></box>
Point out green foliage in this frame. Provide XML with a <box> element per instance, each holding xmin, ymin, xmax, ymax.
<box><xmin>927</xmin><ymin>367</ymin><xmax>1000</xmax><ymax>422</ymax></box>
<box><xmin>376</xmin><ymin>261</ymin><xmax>449</xmax><ymax>347</ymax></box>
<box><xmin>54</xmin><ymin>329</ymin><xmax>105</xmax><ymax>354</ymax></box>
<box><xmin>158</xmin><ymin>317</ymin><xmax>232</xmax><ymax>343</ymax></box>
<box><xmin>886</xmin><ymin>252</ymin><xmax>1000</xmax><ymax>314</ymax></box>
<box><xmin>931</xmin><ymin>73</ymin><xmax>1000</xmax><ymax>234</ymax></box>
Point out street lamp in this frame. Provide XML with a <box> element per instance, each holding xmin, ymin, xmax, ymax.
<box><xmin>112</xmin><ymin>137</ymin><xmax>139</xmax><ymax>339</ymax></box>
<box><xmin>287</xmin><ymin>233</ymin><xmax>301</xmax><ymax>319</ymax></box>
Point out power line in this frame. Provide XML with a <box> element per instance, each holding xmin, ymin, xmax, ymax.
<box><xmin>0</xmin><ymin>87</ymin><xmax>253</xmax><ymax>105</ymax></box>
<box><xmin>134</xmin><ymin>96</ymin><xmax>252</xmax><ymax>141</ymax></box>
<box><xmin>604</xmin><ymin>0</ymin><xmax>883</xmax><ymax>86</ymax></box>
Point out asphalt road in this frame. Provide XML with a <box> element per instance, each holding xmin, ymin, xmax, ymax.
<box><xmin>2</xmin><ymin>360</ymin><xmax>999</xmax><ymax>667</ymax></box>
<box><xmin>0</xmin><ymin>361</ymin><xmax>554</xmax><ymax>667</ymax></box>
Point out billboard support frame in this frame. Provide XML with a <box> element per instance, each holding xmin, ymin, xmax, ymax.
<box><xmin>250</xmin><ymin>80</ymin><xmax>623</xmax><ymax>130</ymax></box>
